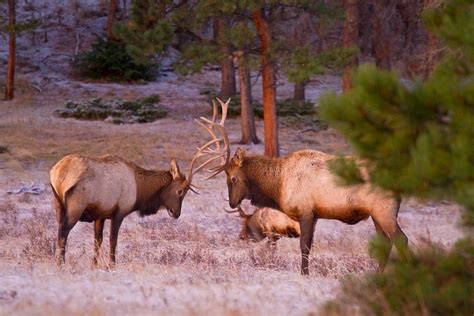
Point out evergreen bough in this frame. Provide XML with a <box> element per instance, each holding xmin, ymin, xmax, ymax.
<box><xmin>319</xmin><ymin>1</ymin><xmax>474</xmax><ymax>314</ymax></box>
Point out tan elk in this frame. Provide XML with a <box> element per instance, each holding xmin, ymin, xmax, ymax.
<box><xmin>195</xmin><ymin>98</ymin><xmax>409</xmax><ymax>275</ymax></box>
<box><xmin>50</xmin><ymin>146</ymin><xmax>217</xmax><ymax>266</ymax></box>
<box><xmin>225</xmin><ymin>207</ymin><xmax>300</xmax><ymax>243</ymax></box>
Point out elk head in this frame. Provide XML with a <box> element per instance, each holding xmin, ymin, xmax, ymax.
<box><xmin>161</xmin><ymin>159</ymin><xmax>189</xmax><ymax>219</ymax></box>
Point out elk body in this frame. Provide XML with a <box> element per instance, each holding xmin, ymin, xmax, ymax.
<box><xmin>226</xmin><ymin>207</ymin><xmax>300</xmax><ymax>243</ymax></box>
<box><xmin>50</xmin><ymin>151</ymin><xmax>211</xmax><ymax>266</ymax></box>
<box><xmin>197</xmin><ymin>99</ymin><xmax>409</xmax><ymax>275</ymax></box>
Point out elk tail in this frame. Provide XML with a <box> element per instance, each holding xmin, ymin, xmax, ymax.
<box><xmin>51</xmin><ymin>184</ymin><xmax>67</xmax><ymax>218</ymax></box>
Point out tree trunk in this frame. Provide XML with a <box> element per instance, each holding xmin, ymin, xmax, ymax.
<box><xmin>213</xmin><ymin>17</ymin><xmax>236</xmax><ymax>99</ymax></box>
<box><xmin>5</xmin><ymin>0</ymin><xmax>16</xmax><ymax>101</ymax></box>
<box><xmin>342</xmin><ymin>0</ymin><xmax>359</xmax><ymax>91</ymax></box>
<box><xmin>372</xmin><ymin>0</ymin><xmax>391</xmax><ymax>70</ymax></box>
<box><xmin>293</xmin><ymin>82</ymin><xmax>306</xmax><ymax>101</ymax></box>
<box><xmin>236</xmin><ymin>52</ymin><xmax>259</xmax><ymax>145</ymax></box>
<box><xmin>106</xmin><ymin>0</ymin><xmax>117</xmax><ymax>40</ymax></box>
<box><xmin>252</xmin><ymin>9</ymin><xmax>279</xmax><ymax>157</ymax></box>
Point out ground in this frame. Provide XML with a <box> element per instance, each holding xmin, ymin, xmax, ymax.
<box><xmin>0</xmin><ymin>3</ymin><xmax>465</xmax><ymax>315</ymax></box>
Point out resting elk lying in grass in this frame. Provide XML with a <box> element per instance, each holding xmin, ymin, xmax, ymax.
<box><xmin>196</xmin><ymin>98</ymin><xmax>409</xmax><ymax>275</ymax></box>
<box><xmin>50</xmin><ymin>146</ymin><xmax>217</xmax><ymax>266</ymax></box>
<box><xmin>225</xmin><ymin>207</ymin><xmax>300</xmax><ymax>243</ymax></box>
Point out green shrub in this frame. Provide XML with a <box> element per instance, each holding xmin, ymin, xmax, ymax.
<box><xmin>73</xmin><ymin>38</ymin><xmax>156</xmax><ymax>81</ymax></box>
<box><xmin>324</xmin><ymin>238</ymin><xmax>474</xmax><ymax>316</ymax></box>
<box><xmin>56</xmin><ymin>95</ymin><xmax>167</xmax><ymax>124</ymax></box>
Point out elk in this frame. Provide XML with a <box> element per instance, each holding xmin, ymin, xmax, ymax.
<box><xmin>50</xmin><ymin>145</ymin><xmax>217</xmax><ymax>266</ymax></box>
<box><xmin>225</xmin><ymin>207</ymin><xmax>300</xmax><ymax>243</ymax></box>
<box><xmin>197</xmin><ymin>98</ymin><xmax>409</xmax><ymax>275</ymax></box>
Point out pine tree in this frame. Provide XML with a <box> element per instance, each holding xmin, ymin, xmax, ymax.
<box><xmin>342</xmin><ymin>0</ymin><xmax>358</xmax><ymax>91</ymax></box>
<box><xmin>1</xmin><ymin>0</ymin><xmax>39</xmax><ymax>100</ymax></box>
<box><xmin>5</xmin><ymin>0</ymin><xmax>16</xmax><ymax>100</ymax></box>
<box><xmin>113</xmin><ymin>0</ymin><xmax>174</xmax><ymax>65</ymax></box>
<box><xmin>320</xmin><ymin>1</ymin><xmax>473</xmax><ymax>312</ymax></box>
<box><xmin>106</xmin><ymin>0</ymin><xmax>118</xmax><ymax>40</ymax></box>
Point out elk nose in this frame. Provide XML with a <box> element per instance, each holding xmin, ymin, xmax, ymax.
<box><xmin>173</xmin><ymin>209</ymin><xmax>181</xmax><ymax>219</ymax></box>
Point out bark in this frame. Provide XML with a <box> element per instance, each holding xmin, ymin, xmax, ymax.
<box><xmin>372</xmin><ymin>0</ymin><xmax>391</xmax><ymax>70</ymax></box>
<box><xmin>236</xmin><ymin>52</ymin><xmax>259</xmax><ymax>145</ymax></box>
<box><xmin>342</xmin><ymin>0</ymin><xmax>359</xmax><ymax>91</ymax></box>
<box><xmin>213</xmin><ymin>17</ymin><xmax>236</xmax><ymax>98</ymax></box>
<box><xmin>106</xmin><ymin>0</ymin><xmax>117</xmax><ymax>40</ymax></box>
<box><xmin>252</xmin><ymin>9</ymin><xmax>279</xmax><ymax>157</ymax></box>
<box><xmin>293</xmin><ymin>82</ymin><xmax>306</xmax><ymax>101</ymax></box>
<box><xmin>5</xmin><ymin>0</ymin><xmax>16</xmax><ymax>101</ymax></box>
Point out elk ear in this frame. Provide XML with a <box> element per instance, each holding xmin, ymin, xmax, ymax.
<box><xmin>170</xmin><ymin>159</ymin><xmax>181</xmax><ymax>180</ymax></box>
<box><xmin>231</xmin><ymin>147</ymin><xmax>245</xmax><ymax>167</ymax></box>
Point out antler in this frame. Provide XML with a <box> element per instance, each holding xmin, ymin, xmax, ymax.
<box><xmin>223</xmin><ymin>207</ymin><xmax>251</xmax><ymax>218</ymax></box>
<box><xmin>187</xmin><ymin>98</ymin><xmax>231</xmax><ymax>189</ymax></box>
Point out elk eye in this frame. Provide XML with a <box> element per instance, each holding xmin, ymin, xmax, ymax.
<box><xmin>231</xmin><ymin>176</ymin><xmax>238</xmax><ymax>184</ymax></box>
<box><xmin>177</xmin><ymin>189</ymin><xmax>184</xmax><ymax>197</ymax></box>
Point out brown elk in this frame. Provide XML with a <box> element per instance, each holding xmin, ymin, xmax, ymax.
<box><xmin>197</xmin><ymin>98</ymin><xmax>409</xmax><ymax>275</ymax></box>
<box><xmin>50</xmin><ymin>145</ymin><xmax>217</xmax><ymax>266</ymax></box>
<box><xmin>225</xmin><ymin>207</ymin><xmax>300</xmax><ymax>243</ymax></box>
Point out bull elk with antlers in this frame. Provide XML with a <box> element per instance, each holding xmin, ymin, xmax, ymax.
<box><xmin>50</xmin><ymin>141</ymin><xmax>216</xmax><ymax>266</ymax></box>
<box><xmin>196</xmin><ymin>98</ymin><xmax>409</xmax><ymax>275</ymax></box>
<box><xmin>225</xmin><ymin>207</ymin><xmax>300</xmax><ymax>243</ymax></box>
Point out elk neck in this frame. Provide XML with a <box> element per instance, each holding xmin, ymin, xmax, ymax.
<box><xmin>242</xmin><ymin>155</ymin><xmax>282</xmax><ymax>209</ymax></box>
<box><xmin>133</xmin><ymin>167</ymin><xmax>173</xmax><ymax>216</ymax></box>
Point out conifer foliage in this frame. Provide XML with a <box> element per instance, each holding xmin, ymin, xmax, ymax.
<box><xmin>320</xmin><ymin>0</ymin><xmax>474</xmax><ymax>225</ymax></box>
<box><xmin>320</xmin><ymin>1</ymin><xmax>474</xmax><ymax>314</ymax></box>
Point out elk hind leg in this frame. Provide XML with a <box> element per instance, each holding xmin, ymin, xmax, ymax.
<box><xmin>372</xmin><ymin>216</ymin><xmax>410</xmax><ymax>271</ymax></box>
<box><xmin>56</xmin><ymin>192</ymin><xmax>85</xmax><ymax>266</ymax></box>
<box><xmin>93</xmin><ymin>219</ymin><xmax>105</xmax><ymax>266</ymax></box>
<box><xmin>372</xmin><ymin>219</ymin><xmax>392</xmax><ymax>272</ymax></box>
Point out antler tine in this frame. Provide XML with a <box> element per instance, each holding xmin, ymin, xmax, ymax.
<box><xmin>209</xmin><ymin>100</ymin><xmax>221</xmax><ymax>152</ymax></box>
<box><xmin>223</xmin><ymin>208</ymin><xmax>239</xmax><ymax>214</ymax></box>
<box><xmin>196</xmin><ymin>119</ymin><xmax>219</xmax><ymax>142</ymax></box>
<box><xmin>216</xmin><ymin>97</ymin><xmax>230</xmax><ymax>126</ymax></box>
<box><xmin>223</xmin><ymin>206</ymin><xmax>249</xmax><ymax>218</ymax></box>
<box><xmin>204</xmin><ymin>166</ymin><xmax>226</xmax><ymax>180</ymax></box>
<box><xmin>191</xmin><ymin>153</ymin><xmax>225</xmax><ymax>175</ymax></box>
<box><xmin>211</xmin><ymin>100</ymin><xmax>218</xmax><ymax>124</ymax></box>
<box><xmin>187</xmin><ymin>138</ymin><xmax>223</xmax><ymax>186</ymax></box>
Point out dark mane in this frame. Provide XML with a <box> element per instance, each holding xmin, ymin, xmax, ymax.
<box><xmin>133</xmin><ymin>169</ymin><xmax>173</xmax><ymax>216</ymax></box>
<box><xmin>243</xmin><ymin>155</ymin><xmax>282</xmax><ymax>209</ymax></box>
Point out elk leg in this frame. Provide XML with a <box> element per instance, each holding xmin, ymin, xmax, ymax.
<box><xmin>109</xmin><ymin>216</ymin><xmax>124</xmax><ymax>267</ymax></box>
<box><xmin>266</xmin><ymin>233</ymin><xmax>278</xmax><ymax>247</ymax></box>
<box><xmin>393</xmin><ymin>224</ymin><xmax>410</xmax><ymax>261</ymax></box>
<box><xmin>56</xmin><ymin>221</ymin><xmax>71</xmax><ymax>266</ymax></box>
<box><xmin>373</xmin><ymin>218</ymin><xmax>410</xmax><ymax>271</ymax></box>
<box><xmin>92</xmin><ymin>219</ymin><xmax>105</xmax><ymax>266</ymax></box>
<box><xmin>372</xmin><ymin>219</ymin><xmax>392</xmax><ymax>272</ymax></box>
<box><xmin>299</xmin><ymin>215</ymin><xmax>317</xmax><ymax>276</ymax></box>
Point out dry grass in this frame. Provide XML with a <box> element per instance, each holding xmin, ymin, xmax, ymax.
<box><xmin>0</xmin><ymin>200</ymin><xmax>19</xmax><ymax>238</ymax></box>
<box><xmin>22</xmin><ymin>215</ymin><xmax>56</xmax><ymax>262</ymax></box>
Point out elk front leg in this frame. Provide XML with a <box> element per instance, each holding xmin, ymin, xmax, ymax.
<box><xmin>299</xmin><ymin>215</ymin><xmax>317</xmax><ymax>275</ymax></box>
<box><xmin>109</xmin><ymin>216</ymin><xmax>124</xmax><ymax>267</ymax></box>
<box><xmin>93</xmin><ymin>219</ymin><xmax>105</xmax><ymax>266</ymax></box>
